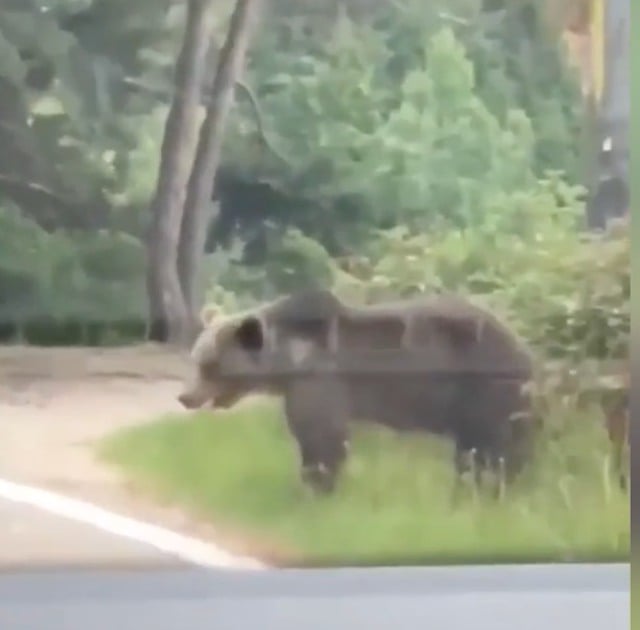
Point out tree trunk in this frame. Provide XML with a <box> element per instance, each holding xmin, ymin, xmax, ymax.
<box><xmin>177</xmin><ymin>0</ymin><xmax>263</xmax><ymax>335</ymax></box>
<box><xmin>145</xmin><ymin>0</ymin><xmax>213</xmax><ymax>345</ymax></box>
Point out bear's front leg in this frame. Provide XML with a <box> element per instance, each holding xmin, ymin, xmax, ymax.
<box><xmin>284</xmin><ymin>377</ymin><xmax>350</xmax><ymax>495</ymax></box>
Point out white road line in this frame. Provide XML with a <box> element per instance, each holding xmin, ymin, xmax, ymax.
<box><xmin>0</xmin><ymin>478</ymin><xmax>265</xmax><ymax>570</ymax></box>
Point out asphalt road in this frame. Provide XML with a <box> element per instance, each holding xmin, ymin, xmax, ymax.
<box><xmin>0</xmin><ymin>498</ymin><xmax>185</xmax><ymax>569</ymax></box>
<box><xmin>0</xmin><ymin>563</ymin><xmax>630</xmax><ymax>630</ymax></box>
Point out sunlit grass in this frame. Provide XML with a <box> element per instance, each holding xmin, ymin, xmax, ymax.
<box><xmin>99</xmin><ymin>399</ymin><xmax>629</xmax><ymax>567</ymax></box>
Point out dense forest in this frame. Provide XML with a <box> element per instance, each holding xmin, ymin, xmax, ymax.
<box><xmin>0</xmin><ymin>0</ymin><xmax>628</xmax><ymax>379</ymax></box>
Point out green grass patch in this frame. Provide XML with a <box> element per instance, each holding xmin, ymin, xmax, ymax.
<box><xmin>99</xmin><ymin>400</ymin><xmax>630</xmax><ymax>567</ymax></box>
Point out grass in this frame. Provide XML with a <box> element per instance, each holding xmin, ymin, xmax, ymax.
<box><xmin>99</xmin><ymin>398</ymin><xmax>630</xmax><ymax>567</ymax></box>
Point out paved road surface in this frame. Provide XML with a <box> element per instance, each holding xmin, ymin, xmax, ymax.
<box><xmin>0</xmin><ymin>498</ymin><xmax>184</xmax><ymax>569</ymax></box>
<box><xmin>0</xmin><ymin>563</ymin><xmax>629</xmax><ymax>630</ymax></box>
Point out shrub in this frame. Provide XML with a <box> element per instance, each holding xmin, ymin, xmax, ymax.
<box><xmin>0</xmin><ymin>203</ymin><xmax>147</xmax><ymax>344</ymax></box>
<box><xmin>205</xmin><ymin>226</ymin><xmax>335</xmax><ymax>309</ymax></box>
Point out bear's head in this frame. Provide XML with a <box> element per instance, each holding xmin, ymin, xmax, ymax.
<box><xmin>177</xmin><ymin>304</ymin><xmax>277</xmax><ymax>411</ymax></box>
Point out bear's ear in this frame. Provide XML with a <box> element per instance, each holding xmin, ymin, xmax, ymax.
<box><xmin>200</xmin><ymin>305</ymin><xmax>220</xmax><ymax>327</ymax></box>
<box><xmin>234</xmin><ymin>315</ymin><xmax>265</xmax><ymax>351</ymax></box>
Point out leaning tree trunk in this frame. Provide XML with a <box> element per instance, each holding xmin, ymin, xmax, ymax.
<box><xmin>177</xmin><ymin>0</ymin><xmax>263</xmax><ymax>334</ymax></box>
<box><xmin>145</xmin><ymin>0</ymin><xmax>213</xmax><ymax>345</ymax></box>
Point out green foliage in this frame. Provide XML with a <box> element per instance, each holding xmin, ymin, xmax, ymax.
<box><xmin>0</xmin><ymin>0</ymin><xmax>183</xmax><ymax>231</ymax></box>
<box><xmin>0</xmin><ymin>203</ymin><xmax>146</xmax><ymax>344</ymax></box>
<box><xmin>203</xmin><ymin>226</ymin><xmax>335</xmax><ymax>310</ymax></box>
<box><xmin>261</xmin><ymin>227</ymin><xmax>335</xmax><ymax>294</ymax></box>
<box><xmin>222</xmin><ymin>0</ymin><xmax>582</xmax><ymax>252</ymax></box>
<box><xmin>201</xmin><ymin>238</ymin><xmax>257</xmax><ymax>313</ymax></box>
<box><xmin>0</xmin><ymin>0</ymin><xmax>187</xmax><ymax>342</ymax></box>
<box><xmin>360</xmin><ymin>27</ymin><xmax>538</xmax><ymax>227</ymax></box>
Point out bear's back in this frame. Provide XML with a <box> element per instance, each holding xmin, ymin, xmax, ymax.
<box><xmin>329</xmin><ymin>293</ymin><xmax>533</xmax><ymax>432</ymax></box>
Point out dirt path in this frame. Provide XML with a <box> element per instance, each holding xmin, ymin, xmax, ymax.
<box><xmin>0</xmin><ymin>344</ymin><xmax>265</xmax><ymax>565</ymax></box>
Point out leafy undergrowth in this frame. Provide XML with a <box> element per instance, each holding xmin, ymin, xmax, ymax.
<box><xmin>99</xmin><ymin>399</ymin><xmax>629</xmax><ymax>567</ymax></box>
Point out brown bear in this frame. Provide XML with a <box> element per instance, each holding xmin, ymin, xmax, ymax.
<box><xmin>178</xmin><ymin>289</ymin><xmax>536</xmax><ymax>495</ymax></box>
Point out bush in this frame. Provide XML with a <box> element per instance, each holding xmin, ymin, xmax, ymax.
<box><xmin>204</xmin><ymin>226</ymin><xmax>336</xmax><ymax>310</ymax></box>
<box><xmin>0</xmin><ymin>203</ymin><xmax>147</xmax><ymax>345</ymax></box>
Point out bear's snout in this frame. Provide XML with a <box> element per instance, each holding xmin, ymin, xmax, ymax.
<box><xmin>177</xmin><ymin>390</ymin><xmax>204</xmax><ymax>410</ymax></box>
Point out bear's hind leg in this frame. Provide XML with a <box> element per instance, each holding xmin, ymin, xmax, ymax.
<box><xmin>449</xmin><ymin>377</ymin><xmax>533</xmax><ymax>504</ymax></box>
